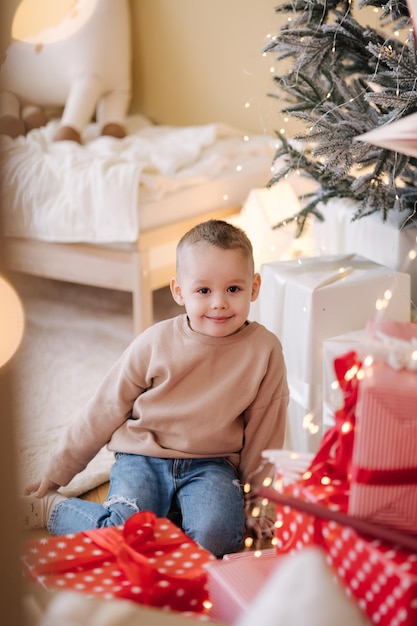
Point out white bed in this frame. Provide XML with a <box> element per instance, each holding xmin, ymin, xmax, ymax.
<box><xmin>1</xmin><ymin>115</ymin><xmax>276</xmax><ymax>333</ymax></box>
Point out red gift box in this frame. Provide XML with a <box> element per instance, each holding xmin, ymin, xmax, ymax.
<box><xmin>22</xmin><ymin>511</ymin><xmax>215</xmax><ymax>614</ymax></box>
<box><xmin>349</xmin><ymin>319</ymin><xmax>417</xmax><ymax>532</ymax></box>
<box><xmin>262</xmin><ymin>350</ymin><xmax>417</xmax><ymax>626</ymax></box>
<box><xmin>272</xmin><ymin>481</ymin><xmax>417</xmax><ymax>626</ymax></box>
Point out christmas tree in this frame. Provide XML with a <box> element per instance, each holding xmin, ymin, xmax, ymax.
<box><xmin>264</xmin><ymin>0</ymin><xmax>417</xmax><ymax>235</ymax></box>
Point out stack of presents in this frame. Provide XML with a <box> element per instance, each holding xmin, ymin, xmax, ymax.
<box><xmin>22</xmin><ymin>188</ymin><xmax>417</xmax><ymax>624</ymax></box>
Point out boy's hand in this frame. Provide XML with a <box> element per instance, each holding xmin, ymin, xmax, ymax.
<box><xmin>24</xmin><ymin>478</ymin><xmax>60</xmax><ymax>498</ymax></box>
<box><xmin>245</xmin><ymin>513</ymin><xmax>275</xmax><ymax>540</ymax></box>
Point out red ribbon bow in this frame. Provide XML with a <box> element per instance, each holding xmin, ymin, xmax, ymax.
<box><xmin>301</xmin><ymin>351</ymin><xmax>362</xmax><ymax>507</ymax></box>
<box><xmin>33</xmin><ymin>511</ymin><xmax>206</xmax><ymax>605</ymax></box>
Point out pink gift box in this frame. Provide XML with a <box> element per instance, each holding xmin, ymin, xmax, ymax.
<box><xmin>349</xmin><ymin>320</ymin><xmax>417</xmax><ymax>532</ymax></box>
<box><xmin>205</xmin><ymin>550</ymin><xmax>281</xmax><ymax>625</ymax></box>
<box><xmin>263</xmin><ymin>342</ymin><xmax>417</xmax><ymax>626</ymax></box>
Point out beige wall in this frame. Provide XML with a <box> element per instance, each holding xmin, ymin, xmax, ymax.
<box><xmin>1</xmin><ymin>0</ymin><xmax>388</xmax><ymax>137</ymax></box>
<box><xmin>129</xmin><ymin>0</ymin><xmax>282</xmax><ymax>134</ymax></box>
<box><xmin>1</xmin><ymin>0</ymin><xmax>287</xmax><ymax>134</ymax></box>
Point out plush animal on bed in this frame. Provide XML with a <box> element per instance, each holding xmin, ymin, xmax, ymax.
<box><xmin>0</xmin><ymin>0</ymin><xmax>131</xmax><ymax>143</ymax></box>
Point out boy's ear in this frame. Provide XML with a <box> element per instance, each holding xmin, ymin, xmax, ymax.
<box><xmin>250</xmin><ymin>273</ymin><xmax>261</xmax><ymax>302</ymax></box>
<box><xmin>170</xmin><ymin>277</ymin><xmax>185</xmax><ymax>306</ymax></box>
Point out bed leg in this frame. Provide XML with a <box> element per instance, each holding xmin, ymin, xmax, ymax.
<box><xmin>132</xmin><ymin>249</ymin><xmax>153</xmax><ymax>335</ymax></box>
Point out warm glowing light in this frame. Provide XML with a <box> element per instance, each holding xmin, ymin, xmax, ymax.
<box><xmin>409</xmin><ymin>250</ymin><xmax>417</xmax><ymax>261</ymax></box>
<box><xmin>245</xmin><ymin>536</ymin><xmax>254</xmax><ymax>548</ymax></box>
<box><xmin>203</xmin><ymin>600</ymin><xmax>213</xmax><ymax>610</ymax></box>
<box><xmin>252</xmin><ymin>506</ymin><xmax>261</xmax><ymax>518</ymax></box>
<box><xmin>12</xmin><ymin>0</ymin><xmax>98</xmax><ymax>44</ymax></box>
<box><xmin>263</xmin><ymin>476</ymin><xmax>273</xmax><ymax>487</ymax></box>
<box><xmin>364</xmin><ymin>355</ymin><xmax>373</xmax><ymax>367</ymax></box>
<box><xmin>244</xmin><ymin>482</ymin><xmax>251</xmax><ymax>494</ymax></box>
<box><xmin>321</xmin><ymin>476</ymin><xmax>331</xmax><ymax>486</ymax></box>
<box><xmin>0</xmin><ymin>276</ymin><xmax>25</xmax><ymax>368</ymax></box>
<box><xmin>356</xmin><ymin>369</ymin><xmax>364</xmax><ymax>380</ymax></box>
<box><xmin>222</xmin><ymin>194</ymin><xmax>229</xmax><ymax>201</ymax></box>
<box><xmin>331</xmin><ymin>380</ymin><xmax>339</xmax><ymax>390</ymax></box>
<box><xmin>243</xmin><ymin>135</ymin><xmax>249</xmax><ymax>142</ymax></box>
<box><xmin>412</xmin><ymin>350</ymin><xmax>417</xmax><ymax>361</ymax></box>
<box><xmin>274</xmin><ymin>520</ymin><xmax>283</xmax><ymax>529</ymax></box>
<box><xmin>344</xmin><ymin>364</ymin><xmax>359</xmax><ymax>381</ymax></box>
<box><xmin>302</xmin><ymin>470</ymin><xmax>312</xmax><ymax>480</ymax></box>
<box><xmin>274</xmin><ymin>478</ymin><xmax>283</xmax><ymax>490</ymax></box>
<box><xmin>244</xmin><ymin>102</ymin><xmax>251</xmax><ymax>109</ymax></box>
<box><xmin>236</xmin><ymin>165</ymin><xmax>242</xmax><ymax>172</ymax></box>
<box><xmin>302</xmin><ymin>412</ymin><xmax>314</xmax><ymax>428</ymax></box>
<box><xmin>384</xmin><ymin>289</ymin><xmax>392</xmax><ymax>300</ymax></box>
<box><xmin>341</xmin><ymin>421</ymin><xmax>352</xmax><ymax>433</ymax></box>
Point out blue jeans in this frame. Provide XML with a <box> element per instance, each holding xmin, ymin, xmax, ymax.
<box><xmin>48</xmin><ymin>453</ymin><xmax>245</xmax><ymax>557</ymax></box>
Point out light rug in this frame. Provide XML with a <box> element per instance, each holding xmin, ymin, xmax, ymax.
<box><xmin>11</xmin><ymin>275</ymin><xmax>180</xmax><ymax>497</ymax></box>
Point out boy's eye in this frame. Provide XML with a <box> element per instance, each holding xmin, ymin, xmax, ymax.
<box><xmin>197</xmin><ymin>287</ymin><xmax>210</xmax><ymax>294</ymax></box>
<box><xmin>228</xmin><ymin>286</ymin><xmax>240</xmax><ymax>293</ymax></box>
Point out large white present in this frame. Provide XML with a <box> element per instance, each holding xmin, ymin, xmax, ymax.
<box><xmin>311</xmin><ymin>197</ymin><xmax>417</xmax><ymax>304</ymax></box>
<box><xmin>250</xmin><ymin>254</ymin><xmax>411</xmax><ymax>452</ymax></box>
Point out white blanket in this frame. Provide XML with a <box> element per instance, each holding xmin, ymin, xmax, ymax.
<box><xmin>0</xmin><ymin>115</ymin><xmax>274</xmax><ymax>242</ymax></box>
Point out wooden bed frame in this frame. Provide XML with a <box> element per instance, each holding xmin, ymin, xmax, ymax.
<box><xmin>5</xmin><ymin>205</ymin><xmax>239</xmax><ymax>335</ymax></box>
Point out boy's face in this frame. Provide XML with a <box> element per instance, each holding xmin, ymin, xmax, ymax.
<box><xmin>170</xmin><ymin>243</ymin><xmax>261</xmax><ymax>338</ymax></box>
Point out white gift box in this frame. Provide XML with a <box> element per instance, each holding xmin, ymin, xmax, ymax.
<box><xmin>227</xmin><ymin>183</ymin><xmax>314</xmax><ymax>271</ymax></box>
<box><xmin>311</xmin><ymin>197</ymin><xmax>417</xmax><ymax>304</ymax></box>
<box><xmin>251</xmin><ymin>254</ymin><xmax>411</xmax><ymax>452</ymax></box>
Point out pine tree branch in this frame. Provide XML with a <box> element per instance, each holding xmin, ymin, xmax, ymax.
<box><xmin>264</xmin><ymin>0</ymin><xmax>417</xmax><ymax>228</ymax></box>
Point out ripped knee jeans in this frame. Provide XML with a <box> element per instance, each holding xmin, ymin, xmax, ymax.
<box><xmin>47</xmin><ymin>452</ymin><xmax>245</xmax><ymax>557</ymax></box>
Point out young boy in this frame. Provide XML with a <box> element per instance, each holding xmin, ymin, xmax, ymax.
<box><xmin>22</xmin><ymin>219</ymin><xmax>289</xmax><ymax>557</ymax></box>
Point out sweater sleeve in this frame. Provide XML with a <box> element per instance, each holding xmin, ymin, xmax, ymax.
<box><xmin>239</xmin><ymin>339</ymin><xmax>289</xmax><ymax>501</ymax></box>
<box><xmin>42</xmin><ymin>333</ymin><xmax>151</xmax><ymax>487</ymax></box>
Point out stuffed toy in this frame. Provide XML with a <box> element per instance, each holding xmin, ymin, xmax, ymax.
<box><xmin>0</xmin><ymin>0</ymin><xmax>132</xmax><ymax>143</ymax></box>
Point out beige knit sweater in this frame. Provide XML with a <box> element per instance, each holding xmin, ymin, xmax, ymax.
<box><xmin>45</xmin><ymin>315</ymin><xmax>289</xmax><ymax>494</ymax></box>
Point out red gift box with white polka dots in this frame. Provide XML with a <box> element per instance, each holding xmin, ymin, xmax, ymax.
<box><xmin>22</xmin><ymin>511</ymin><xmax>215</xmax><ymax>614</ymax></box>
<box><xmin>274</xmin><ymin>482</ymin><xmax>417</xmax><ymax>626</ymax></box>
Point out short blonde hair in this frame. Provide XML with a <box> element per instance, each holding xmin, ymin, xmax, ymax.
<box><xmin>176</xmin><ymin>219</ymin><xmax>254</xmax><ymax>273</ymax></box>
